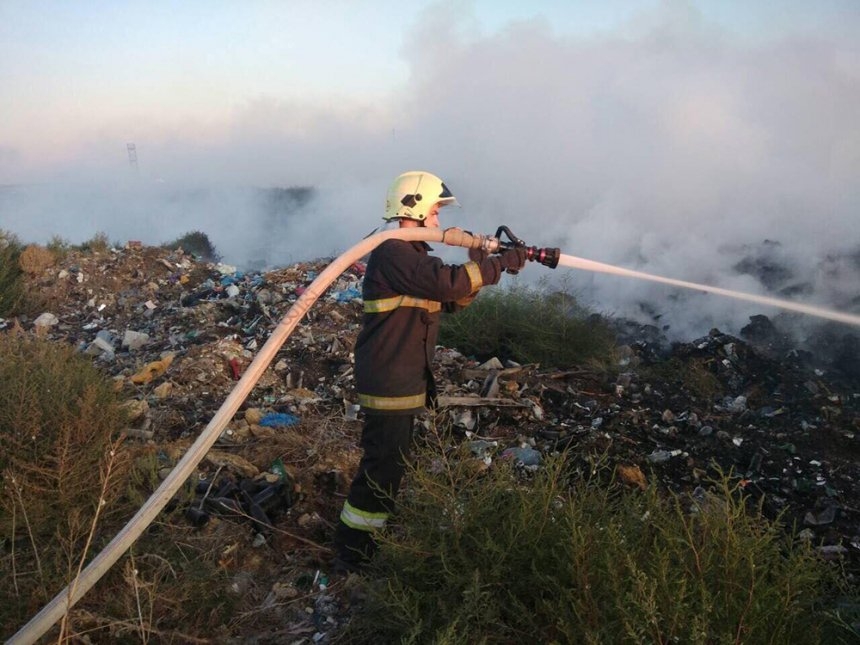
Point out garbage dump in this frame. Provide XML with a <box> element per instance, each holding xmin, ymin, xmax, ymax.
<box><xmin>8</xmin><ymin>241</ymin><xmax>859</xmax><ymax>643</ymax></box>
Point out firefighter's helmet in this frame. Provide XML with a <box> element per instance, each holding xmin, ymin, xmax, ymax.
<box><xmin>384</xmin><ymin>171</ymin><xmax>458</xmax><ymax>222</ymax></box>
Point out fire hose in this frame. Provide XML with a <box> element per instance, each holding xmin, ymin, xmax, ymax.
<box><xmin>10</xmin><ymin>223</ymin><xmax>859</xmax><ymax>643</ymax></box>
<box><xmin>9</xmin><ymin>226</ymin><xmax>551</xmax><ymax>644</ymax></box>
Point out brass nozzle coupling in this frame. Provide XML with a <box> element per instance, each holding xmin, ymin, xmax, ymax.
<box><xmin>477</xmin><ymin>235</ymin><xmax>503</xmax><ymax>254</ymax></box>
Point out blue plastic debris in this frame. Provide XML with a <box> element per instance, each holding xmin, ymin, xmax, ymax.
<box><xmin>333</xmin><ymin>287</ymin><xmax>362</xmax><ymax>303</ymax></box>
<box><xmin>259</xmin><ymin>412</ymin><xmax>300</xmax><ymax>428</ymax></box>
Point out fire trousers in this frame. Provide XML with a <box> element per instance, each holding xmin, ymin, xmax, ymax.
<box><xmin>334</xmin><ymin>413</ymin><xmax>414</xmax><ymax>563</ymax></box>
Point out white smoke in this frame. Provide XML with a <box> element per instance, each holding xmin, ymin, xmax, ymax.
<box><xmin>1</xmin><ymin>1</ymin><xmax>858</xmax><ymax>339</ymax></box>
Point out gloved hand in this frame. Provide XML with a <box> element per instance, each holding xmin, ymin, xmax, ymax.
<box><xmin>468</xmin><ymin>247</ymin><xmax>488</xmax><ymax>262</ymax></box>
<box><xmin>497</xmin><ymin>247</ymin><xmax>528</xmax><ymax>273</ymax></box>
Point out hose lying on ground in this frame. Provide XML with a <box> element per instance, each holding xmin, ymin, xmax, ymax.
<box><xmin>10</xmin><ymin>226</ymin><xmax>487</xmax><ymax>645</ymax></box>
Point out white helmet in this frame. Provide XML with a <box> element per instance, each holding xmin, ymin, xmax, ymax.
<box><xmin>384</xmin><ymin>171</ymin><xmax>458</xmax><ymax>222</ymax></box>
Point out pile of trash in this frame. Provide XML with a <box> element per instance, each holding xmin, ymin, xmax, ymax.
<box><xmin>11</xmin><ymin>242</ymin><xmax>860</xmax><ymax>642</ymax></box>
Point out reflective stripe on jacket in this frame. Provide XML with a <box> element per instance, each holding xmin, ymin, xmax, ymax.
<box><xmin>354</xmin><ymin>239</ymin><xmax>503</xmax><ymax>414</ymax></box>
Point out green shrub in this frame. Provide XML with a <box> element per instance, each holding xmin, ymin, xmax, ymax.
<box><xmin>440</xmin><ymin>281</ymin><xmax>617</xmax><ymax>368</ymax></box>
<box><xmin>76</xmin><ymin>231</ymin><xmax>111</xmax><ymax>254</ymax></box>
<box><xmin>0</xmin><ymin>332</ymin><xmax>129</xmax><ymax>634</ymax></box>
<box><xmin>0</xmin><ymin>230</ymin><xmax>25</xmax><ymax>317</ymax></box>
<box><xmin>162</xmin><ymin>230</ymin><xmax>219</xmax><ymax>261</ymax></box>
<box><xmin>46</xmin><ymin>235</ymin><xmax>71</xmax><ymax>260</ymax></box>
<box><xmin>343</xmin><ymin>452</ymin><xmax>858</xmax><ymax>644</ymax></box>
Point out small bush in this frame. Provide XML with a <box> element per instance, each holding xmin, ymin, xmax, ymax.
<box><xmin>163</xmin><ymin>230</ymin><xmax>219</xmax><ymax>261</ymax></box>
<box><xmin>343</xmin><ymin>451</ymin><xmax>858</xmax><ymax>644</ymax></box>
<box><xmin>441</xmin><ymin>281</ymin><xmax>617</xmax><ymax>368</ymax></box>
<box><xmin>18</xmin><ymin>244</ymin><xmax>56</xmax><ymax>276</ymax></box>
<box><xmin>46</xmin><ymin>235</ymin><xmax>71</xmax><ymax>260</ymax></box>
<box><xmin>0</xmin><ymin>332</ymin><xmax>129</xmax><ymax>533</ymax></box>
<box><xmin>77</xmin><ymin>231</ymin><xmax>111</xmax><ymax>254</ymax></box>
<box><xmin>0</xmin><ymin>331</ymin><xmax>129</xmax><ymax>634</ymax></box>
<box><xmin>0</xmin><ymin>230</ymin><xmax>25</xmax><ymax>317</ymax></box>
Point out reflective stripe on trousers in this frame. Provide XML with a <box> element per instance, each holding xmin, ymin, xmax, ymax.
<box><xmin>339</xmin><ymin>500</ymin><xmax>388</xmax><ymax>532</ymax></box>
<box><xmin>357</xmin><ymin>391</ymin><xmax>425</xmax><ymax>411</ymax></box>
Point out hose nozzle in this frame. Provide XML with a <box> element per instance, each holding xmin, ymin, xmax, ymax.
<box><xmin>525</xmin><ymin>246</ymin><xmax>560</xmax><ymax>269</ymax></box>
<box><xmin>494</xmin><ymin>226</ymin><xmax>559</xmax><ymax>269</ymax></box>
<box><xmin>441</xmin><ymin>226</ymin><xmax>560</xmax><ymax>270</ymax></box>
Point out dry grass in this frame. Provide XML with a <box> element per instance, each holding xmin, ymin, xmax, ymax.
<box><xmin>0</xmin><ymin>331</ymin><xmax>130</xmax><ymax>638</ymax></box>
<box><xmin>1</xmin><ymin>365</ymin><xmax>360</xmax><ymax>642</ymax></box>
<box><xmin>18</xmin><ymin>244</ymin><xmax>56</xmax><ymax>276</ymax></box>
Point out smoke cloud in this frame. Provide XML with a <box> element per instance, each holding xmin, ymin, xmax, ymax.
<box><xmin>1</xmin><ymin>2</ymin><xmax>858</xmax><ymax>340</ymax></box>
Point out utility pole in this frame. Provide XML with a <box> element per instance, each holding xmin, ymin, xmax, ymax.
<box><xmin>127</xmin><ymin>143</ymin><xmax>138</xmax><ymax>173</ymax></box>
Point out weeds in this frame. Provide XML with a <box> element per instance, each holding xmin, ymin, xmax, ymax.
<box><xmin>0</xmin><ymin>330</ymin><xmax>243</xmax><ymax>641</ymax></box>
<box><xmin>343</xmin><ymin>448</ymin><xmax>858</xmax><ymax>644</ymax></box>
<box><xmin>58</xmin><ymin>437</ymin><xmax>124</xmax><ymax>642</ymax></box>
<box><xmin>76</xmin><ymin>231</ymin><xmax>111</xmax><ymax>254</ymax></box>
<box><xmin>440</xmin><ymin>281</ymin><xmax>616</xmax><ymax>369</ymax></box>
<box><xmin>46</xmin><ymin>234</ymin><xmax>72</xmax><ymax>260</ymax></box>
<box><xmin>87</xmin><ymin>530</ymin><xmax>240</xmax><ymax>643</ymax></box>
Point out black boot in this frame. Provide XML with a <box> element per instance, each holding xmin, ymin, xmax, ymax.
<box><xmin>333</xmin><ymin>520</ymin><xmax>376</xmax><ymax>573</ymax></box>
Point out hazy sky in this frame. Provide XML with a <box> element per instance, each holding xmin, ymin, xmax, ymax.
<box><xmin>1</xmin><ymin>0</ymin><xmax>858</xmax><ymax>337</ymax></box>
<box><xmin>2</xmin><ymin>0</ymin><xmax>855</xmax><ymax>183</ymax></box>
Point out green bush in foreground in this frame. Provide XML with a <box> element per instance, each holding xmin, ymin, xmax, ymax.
<box><xmin>0</xmin><ymin>230</ymin><xmax>25</xmax><ymax>317</ymax></box>
<box><xmin>440</xmin><ymin>281</ymin><xmax>616</xmax><ymax>368</ymax></box>
<box><xmin>344</xmin><ymin>452</ymin><xmax>858</xmax><ymax>644</ymax></box>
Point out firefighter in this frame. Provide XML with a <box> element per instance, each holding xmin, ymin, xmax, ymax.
<box><xmin>333</xmin><ymin>170</ymin><xmax>528</xmax><ymax>571</ymax></box>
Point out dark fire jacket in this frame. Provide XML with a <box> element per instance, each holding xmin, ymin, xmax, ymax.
<box><xmin>354</xmin><ymin>239</ymin><xmax>504</xmax><ymax>415</ymax></box>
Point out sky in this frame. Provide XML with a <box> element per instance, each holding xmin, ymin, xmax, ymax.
<box><xmin>1</xmin><ymin>0</ymin><xmax>859</xmax><ymax>338</ymax></box>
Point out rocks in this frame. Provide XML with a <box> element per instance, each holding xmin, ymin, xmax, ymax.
<box><xmin>33</xmin><ymin>312</ymin><xmax>59</xmax><ymax>328</ymax></box>
<box><xmin>122</xmin><ymin>329</ymin><xmax>150</xmax><ymax>351</ymax></box>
